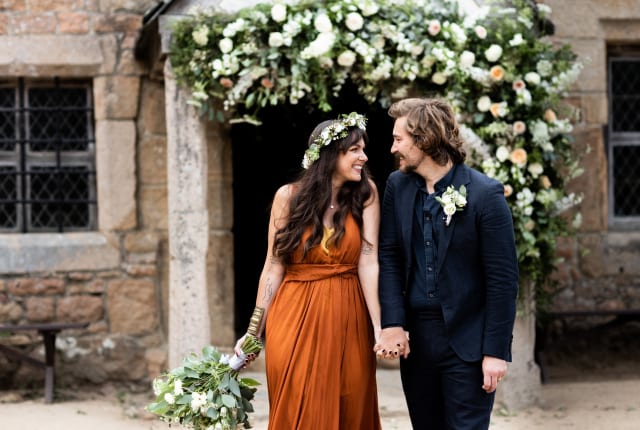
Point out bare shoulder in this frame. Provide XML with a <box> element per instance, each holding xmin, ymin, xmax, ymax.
<box><xmin>272</xmin><ymin>183</ymin><xmax>296</xmax><ymax>216</ymax></box>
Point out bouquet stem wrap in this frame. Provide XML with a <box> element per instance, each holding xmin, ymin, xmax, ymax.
<box><xmin>229</xmin><ymin>306</ymin><xmax>264</xmax><ymax>371</ymax></box>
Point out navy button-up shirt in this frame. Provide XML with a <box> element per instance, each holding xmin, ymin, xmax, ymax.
<box><xmin>408</xmin><ymin>165</ymin><xmax>457</xmax><ymax>311</ymax></box>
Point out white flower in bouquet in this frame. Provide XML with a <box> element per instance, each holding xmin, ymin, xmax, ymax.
<box><xmin>147</xmin><ymin>337</ymin><xmax>263</xmax><ymax>430</ymax></box>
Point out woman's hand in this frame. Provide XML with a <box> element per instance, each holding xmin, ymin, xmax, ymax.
<box><xmin>234</xmin><ymin>333</ymin><xmax>261</xmax><ymax>367</ymax></box>
<box><xmin>373</xmin><ymin>327</ymin><xmax>410</xmax><ymax>359</ymax></box>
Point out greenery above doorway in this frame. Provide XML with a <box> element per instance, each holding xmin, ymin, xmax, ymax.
<box><xmin>167</xmin><ymin>0</ymin><xmax>585</xmax><ymax>308</ymax></box>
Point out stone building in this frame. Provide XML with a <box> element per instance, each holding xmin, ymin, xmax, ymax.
<box><xmin>0</xmin><ymin>0</ymin><xmax>638</xmax><ymax>401</ymax></box>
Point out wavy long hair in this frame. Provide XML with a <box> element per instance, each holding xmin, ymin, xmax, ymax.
<box><xmin>273</xmin><ymin>121</ymin><xmax>373</xmax><ymax>263</ymax></box>
<box><xmin>388</xmin><ymin>97</ymin><xmax>466</xmax><ymax>165</ymax></box>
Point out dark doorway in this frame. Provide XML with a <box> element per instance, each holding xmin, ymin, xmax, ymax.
<box><xmin>231</xmin><ymin>85</ymin><xmax>395</xmax><ymax>336</ymax></box>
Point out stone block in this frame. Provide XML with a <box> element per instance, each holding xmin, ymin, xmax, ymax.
<box><xmin>0</xmin><ymin>233</ymin><xmax>121</xmax><ymax>274</ymax></box>
<box><xmin>93</xmin><ymin>76</ymin><xmax>140</xmax><ymax>120</ymax></box>
<box><xmin>123</xmin><ymin>231</ymin><xmax>159</xmax><ymax>254</ymax></box>
<box><xmin>96</xmin><ymin>119</ymin><xmax>137</xmax><ymax>231</ymax></box>
<box><xmin>25</xmin><ymin>297</ymin><xmax>55</xmax><ymax>321</ymax></box>
<box><xmin>139</xmin><ymin>186</ymin><xmax>168</xmax><ymax>229</ymax></box>
<box><xmin>107</xmin><ymin>279</ymin><xmax>158</xmax><ymax>335</ymax></box>
<box><xmin>138</xmin><ymin>135</ymin><xmax>167</xmax><ymax>185</ymax></box>
<box><xmin>578</xmin><ymin>234</ymin><xmax>606</xmax><ymax>278</ymax></box>
<box><xmin>140</xmin><ymin>80</ymin><xmax>167</xmax><ymax>135</ymax></box>
<box><xmin>0</xmin><ymin>35</ymin><xmax>102</xmax><ymax>76</ymax></box>
<box><xmin>57</xmin><ymin>295</ymin><xmax>104</xmax><ymax>322</ymax></box>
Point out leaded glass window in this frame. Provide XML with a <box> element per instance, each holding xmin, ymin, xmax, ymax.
<box><xmin>0</xmin><ymin>78</ymin><xmax>96</xmax><ymax>232</ymax></box>
<box><xmin>608</xmin><ymin>55</ymin><xmax>640</xmax><ymax>225</ymax></box>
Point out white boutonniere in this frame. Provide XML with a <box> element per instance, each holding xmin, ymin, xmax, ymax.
<box><xmin>435</xmin><ymin>185</ymin><xmax>467</xmax><ymax>226</ymax></box>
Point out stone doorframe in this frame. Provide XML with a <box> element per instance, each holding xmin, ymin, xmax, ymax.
<box><xmin>155</xmin><ymin>9</ymin><xmax>235</xmax><ymax>368</ymax></box>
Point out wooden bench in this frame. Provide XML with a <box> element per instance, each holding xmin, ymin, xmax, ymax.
<box><xmin>0</xmin><ymin>322</ymin><xmax>89</xmax><ymax>403</ymax></box>
<box><xmin>535</xmin><ymin>309</ymin><xmax>640</xmax><ymax>383</ymax></box>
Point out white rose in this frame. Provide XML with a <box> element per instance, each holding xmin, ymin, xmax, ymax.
<box><xmin>192</xmin><ymin>27</ymin><xmax>208</xmax><ymax>46</ymax></box>
<box><xmin>360</xmin><ymin>2</ymin><xmax>379</xmax><ymax>16</ymax></box>
<box><xmin>496</xmin><ymin>145</ymin><xmax>510</xmax><ymax>162</ymax></box>
<box><xmin>431</xmin><ymin>72</ymin><xmax>447</xmax><ymax>85</ymax></box>
<box><xmin>219</xmin><ymin>38</ymin><xmax>233</xmax><ymax>54</ymax></box>
<box><xmin>164</xmin><ymin>393</ymin><xmax>175</xmax><ymax>404</ymax></box>
<box><xmin>525</xmin><ymin>71</ymin><xmax>541</xmax><ymax>85</ymax></box>
<box><xmin>345</xmin><ymin>12</ymin><xmax>364</xmax><ymax>31</ymax></box>
<box><xmin>528</xmin><ymin>162</ymin><xmax>544</xmax><ymax>177</ymax></box>
<box><xmin>271</xmin><ymin>3</ymin><xmax>287</xmax><ymax>22</ymax></box>
<box><xmin>268</xmin><ymin>32</ymin><xmax>284</xmax><ymax>47</ymax></box>
<box><xmin>459</xmin><ymin>50</ymin><xmax>475</xmax><ymax>69</ymax></box>
<box><xmin>536</xmin><ymin>59</ymin><xmax>553</xmax><ymax>77</ymax></box>
<box><xmin>314</xmin><ymin>13</ymin><xmax>333</xmax><ymax>33</ymax></box>
<box><xmin>509</xmin><ymin>33</ymin><xmax>524</xmax><ymax>46</ymax></box>
<box><xmin>475</xmin><ymin>25</ymin><xmax>487</xmax><ymax>39</ymax></box>
<box><xmin>484</xmin><ymin>44</ymin><xmax>503</xmax><ymax>62</ymax></box>
<box><xmin>443</xmin><ymin>203</ymin><xmax>457</xmax><ymax>216</ymax></box>
<box><xmin>477</xmin><ymin>95</ymin><xmax>491</xmax><ymax>112</ymax></box>
<box><xmin>337</xmin><ymin>50</ymin><xmax>356</xmax><ymax>67</ymax></box>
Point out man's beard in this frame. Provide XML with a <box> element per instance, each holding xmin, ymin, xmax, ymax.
<box><xmin>396</xmin><ymin>154</ymin><xmax>416</xmax><ymax>174</ymax></box>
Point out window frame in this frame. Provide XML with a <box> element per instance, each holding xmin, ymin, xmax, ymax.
<box><xmin>0</xmin><ymin>77</ymin><xmax>97</xmax><ymax>233</ymax></box>
<box><xmin>607</xmin><ymin>52</ymin><xmax>640</xmax><ymax>229</ymax></box>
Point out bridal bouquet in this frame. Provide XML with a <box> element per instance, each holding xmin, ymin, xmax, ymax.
<box><xmin>147</xmin><ymin>335</ymin><xmax>263</xmax><ymax>430</ymax></box>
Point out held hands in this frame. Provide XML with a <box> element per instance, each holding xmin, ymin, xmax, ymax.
<box><xmin>373</xmin><ymin>327</ymin><xmax>410</xmax><ymax>360</ymax></box>
<box><xmin>481</xmin><ymin>355</ymin><xmax>508</xmax><ymax>393</ymax></box>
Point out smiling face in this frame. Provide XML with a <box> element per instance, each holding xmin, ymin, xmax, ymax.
<box><xmin>391</xmin><ymin>116</ymin><xmax>426</xmax><ymax>174</ymax></box>
<box><xmin>333</xmin><ymin>137</ymin><xmax>367</xmax><ymax>184</ymax></box>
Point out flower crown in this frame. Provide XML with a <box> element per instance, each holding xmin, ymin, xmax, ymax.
<box><xmin>301</xmin><ymin>112</ymin><xmax>367</xmax><ymax>169</ymax></box>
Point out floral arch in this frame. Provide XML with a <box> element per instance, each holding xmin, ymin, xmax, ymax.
<box><xmin>168</xmin><ymin>0</ymin><xmax>584</xmax><ymax>306</ymax></box>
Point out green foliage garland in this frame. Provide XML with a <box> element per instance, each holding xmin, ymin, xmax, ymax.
<box><xmin>168</xmin><ymin>0</ymin><xmax>585</xmax><ymax>308</ymax></box>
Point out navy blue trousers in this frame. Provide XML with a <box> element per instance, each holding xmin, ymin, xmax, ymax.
<box><xmin>400</xmin><ymin>317</ymin><xmax>495</xmax><ymax>430</ymax></box>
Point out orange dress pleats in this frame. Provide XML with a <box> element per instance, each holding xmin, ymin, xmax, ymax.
<box><xmin>264</xmin><ymin>215</ymin><xmax>382</xmax><ymax>430</ymax></box>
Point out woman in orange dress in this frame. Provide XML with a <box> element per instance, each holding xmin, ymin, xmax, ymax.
<box><xmin>235</xmin><ymin>112</ymin><xmax>382</xmax><ymax>429</ymax></box>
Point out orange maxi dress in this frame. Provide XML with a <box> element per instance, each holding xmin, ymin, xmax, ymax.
<box><xmin>264</xmin><ymin>214</ymin><xmax>382</xmax><ymax>430</ymax></box>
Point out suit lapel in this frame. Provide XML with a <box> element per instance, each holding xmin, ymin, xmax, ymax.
<box><xmin>400</xmin><ymin>177</ymin><xmax>419</xmax><ymax>261</ymax></box>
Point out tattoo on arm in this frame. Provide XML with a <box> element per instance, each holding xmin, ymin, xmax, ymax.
<box><xmin>261</xmin><ymin>278</ymin><xmax>274</xmax><ymax>303</ymax></box>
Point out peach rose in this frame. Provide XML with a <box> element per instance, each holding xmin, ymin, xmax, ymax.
<box><xmin>219</xmin><ymin>77</ymin><xmax>233</xmax><ymax>88</ymax></box>
<box><xmin>490</xmin><ymin>65</ymin><xmax>504</xmax><ymax>81</ymax></box>
<box><xmin>261</xmin><ymin>78</ymin><xmax>274</xmax><ymax>89</ymax></box>
<box><xmin>510</xmin><ymin>148</ymin><xmax>527</xmax><ymax>166</ymax></box>
<box><xmin>503</xmin><ymin>184</ymin><xmax>513</xmax><ymax>197</ymax></box>
<box><xmin>540</xmin><ymin>175</ymin><xmax>552</xmax><ymax>189</ymax></box>
<box><xmin>544</xmin><ymin>109</ymin><xmax>557</xmax><ymax>122</ymax></box>
<box><xmin>513</xmin><ymin>121</ymin><xmax>526</xmax><ymax>135</ymax></box>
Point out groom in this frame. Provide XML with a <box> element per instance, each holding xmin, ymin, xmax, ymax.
<box><xmin>375</xmin><ymin>97</ymin><xmax>519</xmax><ymax>429</ymax></box>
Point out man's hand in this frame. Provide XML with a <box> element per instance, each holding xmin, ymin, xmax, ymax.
<box><xmin>373</xmin><ymin>327</ymin><xmax>410</xmax><ymax>359</ymax></box>
<box><xmin>481</xmin><ymin>355</ymin><xmax>507</xmax><ymax>393</ymax></box>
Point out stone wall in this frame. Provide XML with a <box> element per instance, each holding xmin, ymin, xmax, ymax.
<box><xmin>545</xmin><ymin>0</ymin><xmax>640</xmax><ymax>316</ymax></box>
<box><xmin>0</xmin><ymin>0</ymin><xmax>171</xmax><ymax>388</ymax></box>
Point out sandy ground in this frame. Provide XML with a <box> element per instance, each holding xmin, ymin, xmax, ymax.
<box><xmin>2</xmin><ymin>369</ymin><xmax>640</xmax><ymax>430</ymax></box>
<box><xmin>3</xmin><ymin>321</ymin><xmax>640</xmax><ymax>429</ymax></box>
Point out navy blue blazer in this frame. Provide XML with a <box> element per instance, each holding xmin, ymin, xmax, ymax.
<box><xmin>379</xmin><ymin>163</ymin><xmax>519</xmax><ymax>362</ymax></box>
